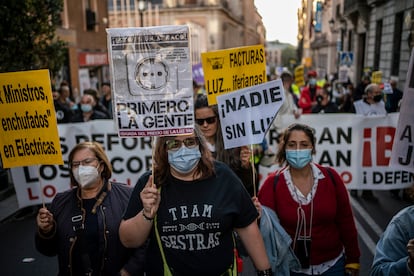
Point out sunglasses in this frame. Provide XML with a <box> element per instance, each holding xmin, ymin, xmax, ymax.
<box><xmin>165</xmin><ymin>137</ymin><xmax>199</xmax><ymax>151</ymax></box>
<box><xmin>195</xmin><ymin>116</ymin><xmax>217</xmax><ymax>125</ymax></box>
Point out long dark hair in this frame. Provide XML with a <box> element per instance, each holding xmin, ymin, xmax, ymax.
<box><xmin>153</xmin><ymin>125</ymin><xmax>214</xmax><ymax>186</ymax></box>
<box><xmin>276</xmin><ymin>123</ymin><xmax>316</xmax><ymax>166</ymax></box>
<box><xmin>194</xmin><ymin>94</ymin><xmax>242</xmax><ymax>169</ymax></box>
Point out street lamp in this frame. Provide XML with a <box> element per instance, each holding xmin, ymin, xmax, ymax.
<box><xmin>138</xmin><ymin>0</ymin><xmax>147</xmax><ymax>27</ymax></box>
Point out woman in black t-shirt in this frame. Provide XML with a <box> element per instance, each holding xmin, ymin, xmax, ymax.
<box><xmin>119</xmin><ymin>126</ymin><xmax>272</xmax><ymax>276</ymax></box>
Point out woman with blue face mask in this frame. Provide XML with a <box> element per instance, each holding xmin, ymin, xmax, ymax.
<box><xmin>258</xmin><ymin>123</ymin><xmax>361</xmax><ymax>276</ymax></box>
<box><xmin>119</xmin><ymin>126</ymin><xmax>272</xmax><ymax>276</ymax></box>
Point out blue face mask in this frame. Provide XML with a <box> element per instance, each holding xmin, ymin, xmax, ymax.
<box><xmin>286</xmin><ymin>149</ymin><xmax>312</xmax><ymax>169</ymax></box>
<box><xmin>309</xmin><ymin>78</ymin><xmax>317</xmax><ymax>86</ymax></box>
<box><xmin>81</xmin><ymin>104</ymin><xmax>93</xmax><ymax>113</ymax></box>
<box><xmin>168</xmin><ymin>146</ymin><xmax>201</xmax><ymax>174</ymax></box>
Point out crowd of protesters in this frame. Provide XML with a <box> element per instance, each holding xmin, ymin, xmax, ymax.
<box><xmin>52</xmin><ymin>81</ymin><xmax>114</xmax><ymax>124</ymax></box>
<box><xmin>36</xmin><ymin>68</ymin><xmax>413</xmax><ymax>275</ymax></box>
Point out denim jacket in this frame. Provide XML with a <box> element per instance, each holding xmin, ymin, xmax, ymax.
<box><xmin>260</xmin><ymin>205</ymin><xmax>300</xmax><ymax>275</ymax></box>
<box><xmin>371</xmin><ymin>205</ymin><xmax>414</xmax><ymax>276</ymax></box>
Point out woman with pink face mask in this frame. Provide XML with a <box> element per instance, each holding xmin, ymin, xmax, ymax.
<box><xmin>258</xmin><ymin>123</ymin><xmax>360</xmax><ymax>276</ymax></box>
<box><xmin>35</xmin><ymin>141</ymin><xmax>145</xmax><ymax>276</ymax></box>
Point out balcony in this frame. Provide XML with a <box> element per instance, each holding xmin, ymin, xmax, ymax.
<box><xmin>344</xmin><ymin>0</ymin><xmax>369</xmax><ymax>20</ymax></box>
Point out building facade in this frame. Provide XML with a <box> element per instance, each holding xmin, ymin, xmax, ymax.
<box><xmin>300</xmin><ymin>0</ymin><xmax>414</xmax><ymax>89</ymax></box>
<box><xmin>56</xmin><ymin>0</ymin><xmax>265</xmax><ymax>94</ymax></box>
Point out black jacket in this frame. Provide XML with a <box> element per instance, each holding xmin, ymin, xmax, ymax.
<box><xmin>35</xmin><ymin>182</ymin><xmax>145</xmax><ymax>276</ymax></box>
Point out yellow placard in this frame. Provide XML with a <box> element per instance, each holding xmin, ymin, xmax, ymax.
<box><xmin>201</xmin><ymin>45</ymin><xmax>266</xmax><ymax>105</ymax></box>
<box><xmin>371</xmin><ymin>71</ymin><xmax>382</xmax><ymax>84</ymax></box>
<box><xmin>294</xmin><ymin>65</ymin><xmax>305</xmax><ymax>88</ymax></box>
<box><xmin>0</xmin><ymin>69</ymin><xmax>63</xmax><ymax>168</ymax></box>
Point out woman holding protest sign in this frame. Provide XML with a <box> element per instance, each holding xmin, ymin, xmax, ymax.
<box><xmin>258</xmin><ymin>123</ymin><xmax>360</xmax><ymax>275</ymax></box>
<box><xmin>35</xmin><ymin>141</ymin><xmax>145</xmax><ymax>276</ymax></box>
<box><xmin>194</xmin><ymin>94</ymin><xmax>258</xmax><ymax>197</ymax></box>
<box><xmin>119</xmin><ymin>126</ymin><xmax>272</xmax><ymax>275</ymax></box>
<box><xmin>194</xmin><ymin>94</ymin><xmax>261</xmax><ymax>274</ymax></box>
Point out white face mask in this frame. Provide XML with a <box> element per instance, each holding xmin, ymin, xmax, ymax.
<box><xmin>73</xmin><ymin>165</ymin><xmax>100</xmax><ymax>188</ymax></box>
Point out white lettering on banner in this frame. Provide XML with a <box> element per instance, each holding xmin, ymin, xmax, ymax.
<box><xmin>10</xmin><ymin>114</ymin><xmax>414</xmax><ymax>209</ymax></box>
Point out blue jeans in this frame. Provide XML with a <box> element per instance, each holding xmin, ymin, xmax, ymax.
<box><xmin>290</xmin><ymin>255</ymin><xmax>345</xmax><ymax>276</ymax></box>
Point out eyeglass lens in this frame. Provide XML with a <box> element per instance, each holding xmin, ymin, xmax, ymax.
<box><xmin>70</xmin><ymin>158</ymin><xmax>98</xmax><ymax>168</ymax></box>
<box><xmin>166</xmin><ymin>137</ymin><xmax>199</xmax><ymax>151</ymax></box>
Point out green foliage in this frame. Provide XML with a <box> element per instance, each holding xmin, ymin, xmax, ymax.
<box><xmin>0</xmin><ymin>0</ymin><xmax>67</xmax><ymax>76</ymax></box>
<box><xmin>281</xmin><ymin>46</ymin><xmax>298</xmax><ymax>70</ymax></box>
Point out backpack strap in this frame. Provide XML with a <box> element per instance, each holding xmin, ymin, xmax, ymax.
<box><xmin>325</xmin><ymin>166</ymin><xmax>336</xmax><ymax>187</ymax></box>
<box><xmin>273</xmin><ymin>173</ymin><xmax>280</xmax><ymax>193</ymax></box>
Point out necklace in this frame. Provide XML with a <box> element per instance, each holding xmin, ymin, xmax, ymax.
<box><xmin>292</xmin><ymin>169</ymin><xmax>314</xmax><ymax>249</ymax></box>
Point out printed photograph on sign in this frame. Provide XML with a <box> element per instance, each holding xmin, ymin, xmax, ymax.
<box><xmin>125</xmin><ymin>54</ymin><xmax>180</xmax><ymax>96</ymax></box>
<box><xmin>107</xmin><ymin>25</ymin><xmax>194</xmax><ymax>137</ymax></box>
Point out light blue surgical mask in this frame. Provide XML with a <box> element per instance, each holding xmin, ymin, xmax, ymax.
<box><xmin>81</xmin><ymin>104</ymin><xmax>93</xmax><ymax>113</ymax></box>
<box><xmin>168</xmin><ymin>146</ymin><xmax>201</xmax><ymax>174</ymax></box>
<box><xmin>309</xmin><ymin>78</ymin><xmax>317</xmax><ymax>86</ymax></box>
<box><xmin>286</xmin><ymin>149</ymin><xmax>312</xmax><ymax>169</ymax></box>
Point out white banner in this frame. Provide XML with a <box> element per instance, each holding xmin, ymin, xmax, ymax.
<box><xmin>217</xmin><ymin>80</ymin><xmax>285</xmax><ymax>149</ymax></box>
<box><xmin>390</xmin><ymin>48</ymin><xmax>414</xmax><ymax>173</ymax></box>
<box><xmin>10</xmin><ymin>113</ymin><xmax>414</xmax><ymax>209</ymax></box>
<box><xmin>260</xmin><ymin>113</ymin><xmax>413</xmax><ymax>191</ymax></box>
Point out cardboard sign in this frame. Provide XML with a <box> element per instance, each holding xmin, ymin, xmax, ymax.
<box><xmin>201</xmin><ymin>44</ymin><xmax>266</xmax><ymax>105</ymax></box>
<box><xmin>217</xmin><ymin>80</ymin><xmax>285</xmax><ymax>149</ymax></box>
<box><xmin>0</xmin><ymin>69</ymin><xmax>63</xmax><ymax>168</ymax></box>
<box><xmin>107</xmin><ymin>25</ymin><xmax>194</xmax><ymax>137</ymax></box>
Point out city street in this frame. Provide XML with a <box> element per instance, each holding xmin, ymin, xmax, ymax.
<box><xmin>0</xmin><ymin>190</ymin><xmax>412</xmax><ymax>275</ymax></box>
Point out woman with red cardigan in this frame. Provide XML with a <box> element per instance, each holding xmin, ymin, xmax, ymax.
<box><xmin>258</xmin><ymin>123</ymin><xmax>360</xmax><ymax>275</ymax></box>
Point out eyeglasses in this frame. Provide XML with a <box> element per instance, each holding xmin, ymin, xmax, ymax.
<box><xmin>70</xmin><ymin>158</ymin><xmax>98</xmax><ymax>168</ymax></box>
<box><xmin>195</xmin><ymin>116</ymin><xmax>217</xmax><ymax>125</ymax></box>
<box><xmin>165</xmin><ymin>137</ymin><xmax>199</xmax><ymax>151</ymax></box>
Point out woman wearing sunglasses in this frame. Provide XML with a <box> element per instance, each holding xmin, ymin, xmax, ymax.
<box><xmin>119</xmin><ymin>127</ymin><xmax>272</xmax><ymax>276</ymax></box>
<box><xmin>194</xmin><ymin>94</ymin><xmax>258</xmax><ymax>198</ymax></box>
<box><xmin>194</xmin><ymin>94</ymin><xmax>261</xmax><ymax>274</ymax></box>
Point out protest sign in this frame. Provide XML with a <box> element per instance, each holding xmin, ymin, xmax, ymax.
<box><xmin>371</xmin><ymin>71</ymin><xmax>382</xmax><ymax>84</ymax></box>
<box><xmin>107</xmin><ymin>25</ymin><xmax>194</xmax><ymax>137</ymax></box>
<box><xmin>217</xmin><ymin>80</ymin><xmax>285</xmax><ymax>149</ymax></box>
<box><xmin>390</xmin><ymin>48</ymin><xmax>414</xmax><ymax>173</ymax></box>
<box><xmin>294</xmin><ymin>65</ymin><xmax>305</xmax><ymax>87</ymax></box>
<box><xmin>0</xmin><ymin>69</ymin><xmax>63</xmax><ymax>168</ymax></box>
<box><xmin>201</xmin><ymin>44</ymin><xmax>266</xmax><ymax>105</ymax></box>
<box><xmin>11</xmin><ymin>114</ymin><xmax>413</xmax><ymax>208</ymax></box>
<box><xmin>261</xmin><ymin>113</ymin><xmax>412</xmax><ymax>191</ymax></box>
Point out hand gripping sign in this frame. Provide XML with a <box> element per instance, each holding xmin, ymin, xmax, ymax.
<box><xmin>217</xmin><ymin>79</ymin><xmax>285</xmax><ymax>149</ymax></box>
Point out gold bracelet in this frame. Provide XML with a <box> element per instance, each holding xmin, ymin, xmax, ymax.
<box><xmin>142</xmin><ymin>210</ymin><xmax>154</xmax><ymax>222</ymax></box>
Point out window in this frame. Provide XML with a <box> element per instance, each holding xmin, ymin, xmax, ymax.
<box><xmin>391</xmin><ymin>12</ymin><xmax>403</xmax><ymax>76</ymax></box>
<box><xmin>373</xmin><ymin>20</ymin><xmax>383</xmax><ymax>70</ymax></box>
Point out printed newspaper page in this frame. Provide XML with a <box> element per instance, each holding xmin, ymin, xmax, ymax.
<box><xmin>107</xmin><ymin>25</ymin><xmax>194</xmax><ymax>137</ymax></box>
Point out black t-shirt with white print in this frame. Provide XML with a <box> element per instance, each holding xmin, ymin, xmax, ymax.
<box><xmin>123</xmin><ymin>161</ymin><xmax>258</xmax><ymax>276</ymax></box>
